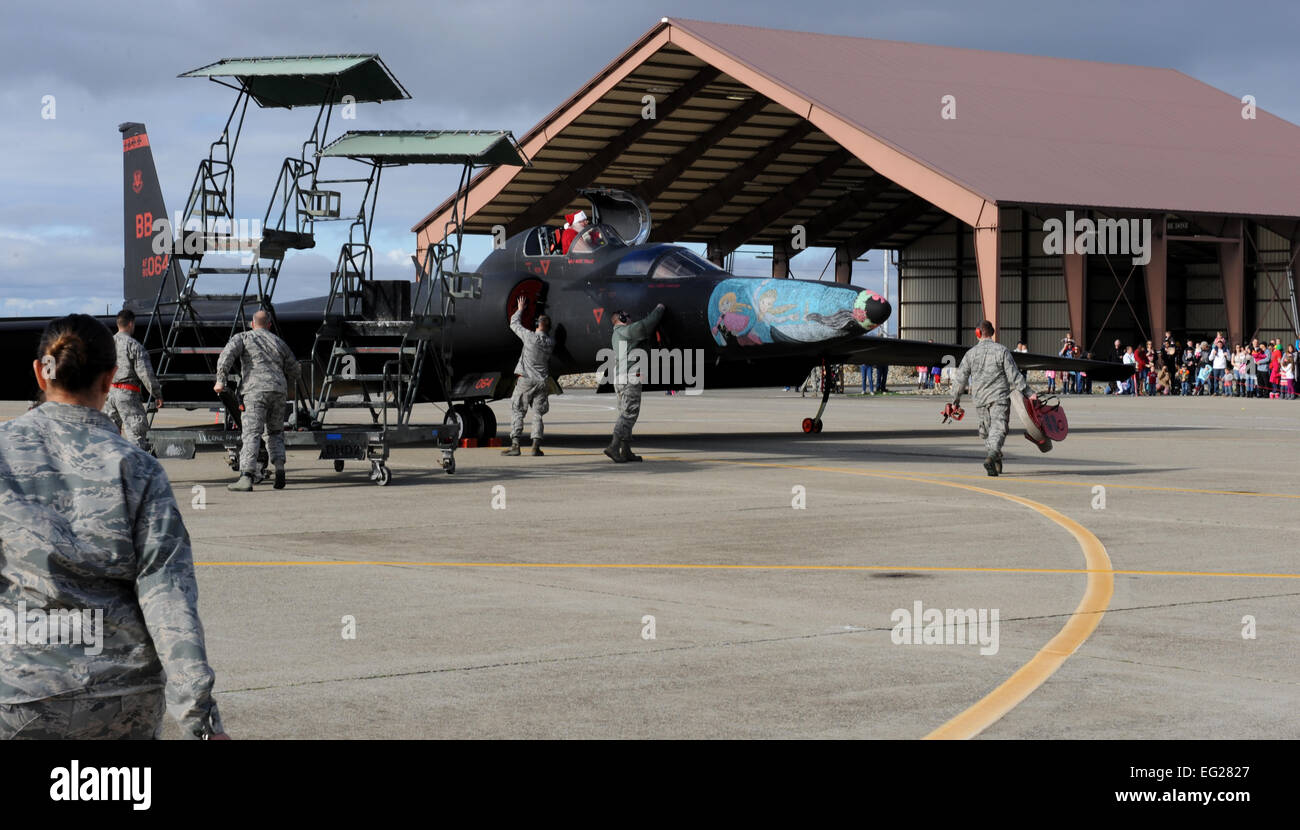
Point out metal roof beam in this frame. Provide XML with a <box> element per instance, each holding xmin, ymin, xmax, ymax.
<box><xmin>505</xmin><ymin>65</ymin><xmax>721</xmax><ymax>235</ymax></box>
<box><xmin>651</xmin><ymin>119</ymin><xmax>816</xmax><ymax>242</ymax></box>
<box><xmin>843</xmin><ymin>196</ymin><xmax>934</xmax><ymax>259</ymax></box>
<box><xmin>632</xmin><ymin>94</ymin><xmax>771</xmax><ymax>206</ymax></box>
<box><xmin>795</xmin><ymin>175</ymin><xmax>904</xmax><ymax>251</ymax></box>
<box><xmin>707</xmin><ymin>147</ymin><xmax>853</xmax><ymax>258</ymax></box>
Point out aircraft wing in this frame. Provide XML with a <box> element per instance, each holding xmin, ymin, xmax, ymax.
<box><xmin>825</xmin><ymin>336</ymin><xmax>1136</xmax><ymax>382</ymax></box>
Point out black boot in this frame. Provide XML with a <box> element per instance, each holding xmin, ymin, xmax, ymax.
<box><xmin>604</xmin><ymin>438</ymin><xmax>626</xmax><ymax>463</ymax></box>
<box><xmin>983</xmin><ymin>455</ymin><xmax>1000</xmax><ymax>477</ymax></box>
<box><xmin>501</xmin><ymin>441</ymin><xmax>521</xmax><ymax>456</ymax></box>
<box><xmin>530</xmin><ymin>439</ymin><xmax>544</xmax><ymax>457</ymax></box>
<box><xmin>273</xmin><ymin>465</ymin><xmax>286</xmax><ymax>490</ymax></box>
<box><xmin>619</xmin><ymin>440</ymin><xmax>642</xmax><ymax>462</ymax></box>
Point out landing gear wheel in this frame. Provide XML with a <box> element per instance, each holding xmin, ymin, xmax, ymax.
<box><xmin>444</xmin><ymin>404</ymin><xmax>479</xmax><ymax>444</ymax></box>
<box><xmin>472</xmin><ymin>404</ymin><xmax>497</xmax><ymax>442</ymax></box>
<box><xmin>333</xmin><ymin>459</ymin><xmax>345</xmax><ymax>472</ymax></box>
<box><xmin>812</xmin><ymin>419</ymin><xmax>824</xmax><ymax>433</ymax></box>
<box><xmin>801</xmin><ymin>417</ymin><xmax>815</xmax><ymax>433</ymax></box>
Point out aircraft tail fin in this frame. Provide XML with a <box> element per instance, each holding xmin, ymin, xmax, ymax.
<box><xmin>119</xmin><ymin>122</ymin><xmax>178</xmax><ymax>311</ymax></box>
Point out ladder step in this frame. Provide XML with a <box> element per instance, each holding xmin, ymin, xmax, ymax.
<box><xmin>328</xmin><ymin>373</ymin><xmax>399</xmax><ymax>382</ymax></box>
<box><xmin>168</xmin><ymin>346</ymin><xmax>226</xmax><ymax>355</ymax></box>
<box><xmin>173</xmin><ymin>320</ymin><xmax>238</xmax><ymax>328</ymax></box>
<box><xmin>157</xmin><ymin>401</ymin><xmax>224</xmax><ymax>410</ymax></box>
<box><xmin>183</xmin><ymin>293</ymin><xmax>253</xmax><ymax>301</ymax></box>
<box><xmin>195</xmin><ymin>267</ymin><xmax>253</xmax><ymax>274</ymax></box>
<box><xmin>331</xmin><ymin>346</ymin><xmax>418</xmax><ymax>355</ymax></box>
<box><xmin>325</xmin><ymin>400</ymin><xmax>397</xmax><ymax>408</ymax></box>
<box><xmin>158</xmin><ymin>373</ymin><xmax>220</xmax><ymax>381</ymax></box>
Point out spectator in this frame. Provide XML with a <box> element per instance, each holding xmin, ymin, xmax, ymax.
<box><xmin>1282</xmin><ymin>346</ymin><xmax>1297</xmax><ymax>400</ymax></box>
<box><xmin>1177</xmin><ymin>363</ymin><xmax>1191</xmax><ymax>396</ymax></box>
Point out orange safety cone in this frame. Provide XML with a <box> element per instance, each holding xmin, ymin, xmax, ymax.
<box><xmin>487</xmin><ymin>438</ymin><xmax>503</xmax><ymax>447</ymax></box>
<box><xmin>459</xmin><ymin>438</ymin><xmax>479</xmax><ymax>448</ymax></box>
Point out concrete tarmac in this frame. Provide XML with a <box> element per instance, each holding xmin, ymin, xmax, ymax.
<box><xmin>6</xmin><ymin>389</ymin><xmax>1298</xmax><ymax>738</ymax></box>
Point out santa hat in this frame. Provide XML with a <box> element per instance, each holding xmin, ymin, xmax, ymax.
<box><xmin>563</xmin><ymin>212</ymin><xmax>575</xmax><ymax>229</ymax></box>
<box><xmin>573</xmin><ymin>210</ymin><xmax>588</xmax><ymax>224</ymax></box>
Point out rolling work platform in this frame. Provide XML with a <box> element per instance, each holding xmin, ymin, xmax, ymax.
<box><xmin>140</xmin><ymin>54</ymin><xmax>409</xmax><ymax>415</ymax></box>
<box><xmin>298</xmin><ymin>130</ymin><xmax>527</xmax><ymax>483</ymax></box>
<box><xmin>143</xmin><ymin>56</ymin><xmax>527</xmax><ymax>484</ymax></box>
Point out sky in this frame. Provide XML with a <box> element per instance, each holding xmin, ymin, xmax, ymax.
<box><xmin>3</xmin><ymin>0</ymin><xmax>1298</xmax><ymax>323</ymax></box>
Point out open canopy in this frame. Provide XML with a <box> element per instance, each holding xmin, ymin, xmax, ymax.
<box><xmin>179</xmin><ymin>54</ymin><xmax>409</xmax><ymax>108</ymax></box>
<box><xmin>318</xmin><ymin>130</ymin><xmax>528</xmax><ymax>167</ymax></box>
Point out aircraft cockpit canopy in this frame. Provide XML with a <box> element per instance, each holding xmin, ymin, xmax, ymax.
<box><xmin>568</xmin><ymin>223</ymin><xmax>627</xmax><ymax>255</ymax></box>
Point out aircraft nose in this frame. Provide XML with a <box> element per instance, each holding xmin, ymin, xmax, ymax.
<box><xmin>853</xmin><ymin>290</ymin><xmax>891</xmax><ymax>329</ymax></box>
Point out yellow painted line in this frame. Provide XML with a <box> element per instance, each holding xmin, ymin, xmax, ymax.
<box><xmin>192</xmin><ymin>560</ymin><xmax>1298</xmax><ymax>580</ymax></box>
<box><xmin>494</xmin><ymin>450</ymin><xmax>1300</xmax><ymax>500</ymax></box>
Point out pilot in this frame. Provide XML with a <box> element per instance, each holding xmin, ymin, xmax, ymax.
<box><xmin>502</xmin><ymin>295</ymin><xmax>555</xmax><ymax>457</ymax></box>
<box><xmin>214</xmin><ymin>310</ymin><xmax>300</xmax><ymax>492</ymax></box>
<box><xmin>103</xmin><ymin>309</ymin><xmax>162</xmax><ymax>452</ymax></box>
<box><xmin>949</xmin><ymin>320</ymin><xmax>1038</xmax><ymax>477</ymax></box>
<box><xmin>0</xmin><ymin>314</ymin><xmax>225</xmax><ymax>739</ymax></box>
<box><xmin>604</xmin><ymin>303</ymin><xmax>665</xmax><ymax>463</ymax></box>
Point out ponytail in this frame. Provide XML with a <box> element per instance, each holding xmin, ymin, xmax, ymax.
<box><xmin>37</xmin><ymin>314</ymin><xmax>115</xmax><ymax>392</ymax></box>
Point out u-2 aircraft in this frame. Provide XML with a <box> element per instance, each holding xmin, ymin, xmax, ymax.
<box><xmin>0</xmin><ymin>123</ymin><xmax>1130</xmax><ymax>441</ymax></box>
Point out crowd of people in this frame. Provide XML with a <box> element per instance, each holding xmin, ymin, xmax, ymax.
<box><xmin>1102</xmin><ymin>331</ymin><xmax>1297</xmax><ymax>399</ymax></box>
<box><xmin>835</xmin><ymin>329</ymin><xmax>1300</xmax><ymax>399</ymax></box>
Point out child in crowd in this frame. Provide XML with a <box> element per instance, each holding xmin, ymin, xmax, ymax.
<box><xmin>1194</xmin><ymin>364</ymin><xmax>1211</xmax><ymax>395</ymax></box>
<box><xmin>1177</xmin><ymin>364</ymin><xmax>1190</xmax><ymax>396</ymax></box>
<box><xmin>1045</xmin><ymin>368</ymin><xmax>1056</xmax><ymax>393</ymax></box>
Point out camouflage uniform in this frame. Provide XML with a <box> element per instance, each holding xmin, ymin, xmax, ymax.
<box><xmin>0</xmin><ymin>402</ymin><xmax>222</xmax><ymax>740</ymax></box>
<box><xmin>508</xmin><ymin>309</ymin><xmax>555</xmax><ymax>442</ymax></box>
<box><xmin>216</xmin><ymin>328</ymin><xmax>300</xmax><ymax>475</ymax></box>
<box><xmin>103</xmin><ymin>331</ymin><xmax>161</xmax><ymax>451</ymax></box>
<box><xmin>611</xmin><ymin>307</ymin><xmax>664</xmax><ymax>441</ymax></box>
<box><xmin>950</xmin><ymin>337</ymin><xmax>1032</xmax><ymax>459</ymax></box>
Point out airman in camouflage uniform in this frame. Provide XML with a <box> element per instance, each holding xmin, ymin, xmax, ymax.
<box><xmin>604</xmin><ymin>304</ymin><xmax>665</xmax><ymax>464</ymax></box>
<box><xmin>103</xmin><ymin>310</ymin><xmax>161</xmax><ymax>452</ymax></box>
<box><xmin>503</xmin><ymin>296</ymin><xmax>555</xmax><ymax>457</ymax></box>
<box><xmin>2</xmin><ymin>368</ymin><xmax>223</xmax><ymax>739</ymax></box>
<box><xmin>950</xmin><ymin>320</ymin><xmax>1037</xmax><ymax>476</ymax></box>
<box><xmin>215</xmin><ymin>310</ymin><xmax>300</xmax><ymax>491</ymax></box>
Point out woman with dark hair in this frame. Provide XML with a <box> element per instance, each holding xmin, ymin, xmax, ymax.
<box><xmin>0</xmin><ymin>314</ymin><xmax>226</xmax><ymax>739</ymax></box>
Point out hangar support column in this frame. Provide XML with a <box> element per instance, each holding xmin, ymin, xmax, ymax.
<box><xmin>1064</xmin><ymin>251</ymin><xmax>1086</xmax><ymax>348</ymax></box>
<box><xmin>1144</xmin><ymin>215</ymin><xmax>1168</xmax><ymax>344</ymax></box>
<box><xmin>834</xmin><ymin>247</ymin><xmax>853</xmax><ymax>284</ymax></box>
<box><xmin>772</xmin><ymin>243</ymin><xmax>790</xmax><ymax>278</ymax></box>
<box><xmin>1218</xmin><ymin>218</ymin><xmax>1245</xmax><ymax>346</ymax></box>
<box><xmin>973</xmin><ymin>204</ymin><xmax>1000</xmax><ymax>333</ymax></box>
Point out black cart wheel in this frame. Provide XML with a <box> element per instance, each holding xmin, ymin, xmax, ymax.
<box><xmin>374</xmin><ymin>465</ymin><xmax>391</xmax><ymax>486</ymax></box>
<box><xmin>801</xmin><ymin>417</ymin><xmax>815</xmax><ymax>433</ymax></box>
<box><xmin>812</xmin><ymin>418</ymin><xmax>824</xmax><ymax>433</ymax></box>
<box><xmin>333</xmin><ymin>460</ymin><xmax>345</xmax><ymax>473</ymax></box>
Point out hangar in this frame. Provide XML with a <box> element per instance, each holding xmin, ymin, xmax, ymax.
<box><xmin>414</xmin><ymin>17</ymin><xmax>1300</xmax><ymax>355</ymax></box>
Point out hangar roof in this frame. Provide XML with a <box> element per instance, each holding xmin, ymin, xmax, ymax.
<box><xmin>414</xmin><ymin>18</ymin><xmax>1300</xmax><ymax>251</ymax></box>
